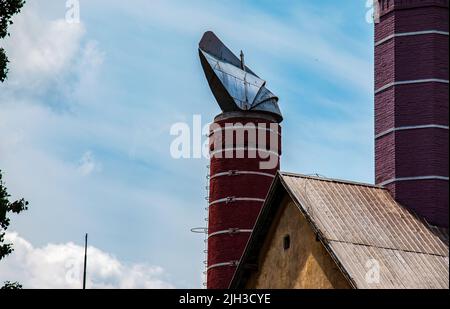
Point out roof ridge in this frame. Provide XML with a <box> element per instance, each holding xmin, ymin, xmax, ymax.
<box><xmin>279</xmin><ymin>171</ymin><xmax>384</xmax><ymax>189</ymax></box>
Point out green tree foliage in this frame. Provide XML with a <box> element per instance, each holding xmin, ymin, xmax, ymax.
<box><xmin>1</xmin><ymin>281</ymin><xmax>22</xmax><ymax>289</ymax></box>
<box><xmin>0</xmin><ymin>0</ymin><xmax>26</xmax><ymax>82</ymax></box>
<box><xmin>1</xmin><ymin>0</ymin><xmax>27</xmax><ymax>289</ymax></box>
<box><xmin>0</xmin><ymin>171</ymin><xmax>28</xmax><ymax>288</ymax></box>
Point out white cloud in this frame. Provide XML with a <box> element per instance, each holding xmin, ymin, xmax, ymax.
<box><xmin>0</xmin><ymin>1</ymin><xmax>104</xmax><ymax>104</ymax></box>
<box><xmin>0</xmin><ymin>232</ymin><xmax>174</xmax><ymax>289</ymax></box>
<box><xmin>78</xmin><ymin>151</ymin><xmax>100</xmax><ymax>176</ymax></box>
<box><xmin>3</xmin><ymin>7</ymin><xmax>83</xmax><ymax>88</ymax></box>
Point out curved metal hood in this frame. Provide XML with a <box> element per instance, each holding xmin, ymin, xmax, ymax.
<box><xmin>199</xmin><ymin>31</ymin><xmax>283</xmax><ymax>123</ymax></box>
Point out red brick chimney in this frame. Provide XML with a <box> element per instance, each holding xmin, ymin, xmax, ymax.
<box><xmin>206</xmin><ymin>112</ymin><xmax>281</xmax><ymax>289</ymax></box>
<box><xmin>375</xmin><ymin>0</ymin><xmax>449</xmax><ymax>227</ymax></box>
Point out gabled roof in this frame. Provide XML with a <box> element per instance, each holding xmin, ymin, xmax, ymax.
<box><xmin>230</xmin><ymin>172</ymin><xmax>449</xmax><ymax>289</ymax></box>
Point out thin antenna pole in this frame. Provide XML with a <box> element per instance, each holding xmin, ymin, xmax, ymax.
<box><xmin>83</xmin><ymin>233</ymin><xmax>88</xmax><ymax>289</ymax></box>
<box><xmin>240</xmin><ymin>50</ymin><xmax>245</xmax><ymax>71</ymax></box>
<box><xmin>240</xmin><ymin>50</ymin><xmax>249</xmax><ymax>108</ymax></box>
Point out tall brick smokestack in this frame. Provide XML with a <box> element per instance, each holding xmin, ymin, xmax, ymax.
<box><xmin>375</xmin><ymin>0</ymin><xmax>449</xmax><ymax>227</ymax></box>
<box><xmin>198</xmin><ymin>32</ymin><xmax>283</xmax><ymax>288</ymax></box>
<box><xmin>207</xmin><ymin>113</ymin><xmax>281</xmax><ymax>289</ymax></box>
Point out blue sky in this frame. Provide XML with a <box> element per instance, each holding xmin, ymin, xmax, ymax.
<box><xmin>0</xmin><ymin>0</ymin><xmax>374</xmax><ymax>288</ymax></box>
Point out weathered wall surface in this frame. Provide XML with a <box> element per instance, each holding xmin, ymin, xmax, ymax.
<box><xmin>245</xmin><ymin>198</ymin><xmax>351</xmax><ymax>289</ymax></box>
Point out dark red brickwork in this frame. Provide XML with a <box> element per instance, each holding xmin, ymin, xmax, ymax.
<box><xmin>375</xmin><ymin>83</ymin><xmax>449</xmax><ymax>135</ymax></box>
<box><xmin>375</xmin><ymin>40</ymin><xmax>395</xmax><ymax>90</ymax></box>
<box><xmin>378</xmin><ymin>0</ymin><xmax>449</xmax><ymax>15</ymax></box>
<box><xmin>375</xmin><ymin>1</ymin><xmax>449</xmax><ymax>227</ymax></box>
<box><xmin>376</xmin><ymin>129</ymin><xmax>449</xmax><ymax>184</ymax></box>
<box><xmin>386</xmin><ymin>180</ymin><xmax>449</xmax><ymax>227</ymax></box>
<box><xmin>395</xmin><ymin>129</ymin><xmax>449</xmax><ymax>177</ymax></box>
<box><xmin>375</xmin><ymin>25</ymin><xmax>448</xmax><ymax>89</ymax></box>
<box><xmin>207</xmin><ymin>113</ymin><xmax>281</xmax><ymax>289</ymax></box>
<box><xmin>374</xmin><ymin>88</ymin><xmax>395</xmax><ymax>134</ymax></box>
<box><xmin>207</xmin><ymin>234</ymin><xmax>250</xmax><ymax>289</ymax></box>
<box><xmin>395</xmin><ymin>35</ymin><xmax>448</xmax><ymax>81</ymax></box>
<box><xmin>393</xmin><ymin>83</ymin><xmax>448</xmax><ymax>128</ymax></box>
<box><xmin>376</xmin><ymin>4</ymin><xmax>449</xmax><ymax>40</ymax></box>
<box><xmin>375</xmin><ymin>10</ymin><xmax>394</xmax><ymax>41</ymax></box>
<box><xmin>375</xmin><ymin>133</ymin><xmax>396</xmax><ymax>183</ymax></box>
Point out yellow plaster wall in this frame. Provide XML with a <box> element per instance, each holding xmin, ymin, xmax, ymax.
<box><xmin>245</xmin><ymin>197</ymin><xmax>351</xmax><ymax>289</ymax></box>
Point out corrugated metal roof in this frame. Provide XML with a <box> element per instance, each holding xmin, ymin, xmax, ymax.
<box><xmin>280</xmin><ymin>172</ymin><xmax>449</xmax><ymax>289</ymax></box>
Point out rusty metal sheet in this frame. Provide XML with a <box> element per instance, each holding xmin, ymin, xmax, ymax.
<box><xmin>329</xmin><ymin>242</ymin><xmax>449</xmax><ymax>289</ymax></box>
<box><xmin>280</xmin><ymin>172</ymin><xmax>449</xmax><ymax>289</ymax></box>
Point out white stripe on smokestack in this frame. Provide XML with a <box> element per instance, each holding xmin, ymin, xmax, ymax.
<box><xmin>209</xmin><ymin>197</ymin><xmax>266</xmax><ymax>207</ymax></box>
<box><xmin>375</xmin><ymin>30</ymin><xmax>449</xmax><ymax>47</ymax></box>
<box><xmin>380</xmin><ymin>176</ymin><xmax>450</xmax><ymax>187</ymax></box>
<box><xmin>208</xmin><ymin>229</ymin><xmax>253</xmax><ymax>239</ymax></box>
<box><xmin>375</xmin><ymin>125</ymin><xmax>450</xmax><ymax>139</ymax></box>
<box><xmin>375</xmin><ymin>79</ymin><xmax>449</xmax><ymax>94</ymax></box>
